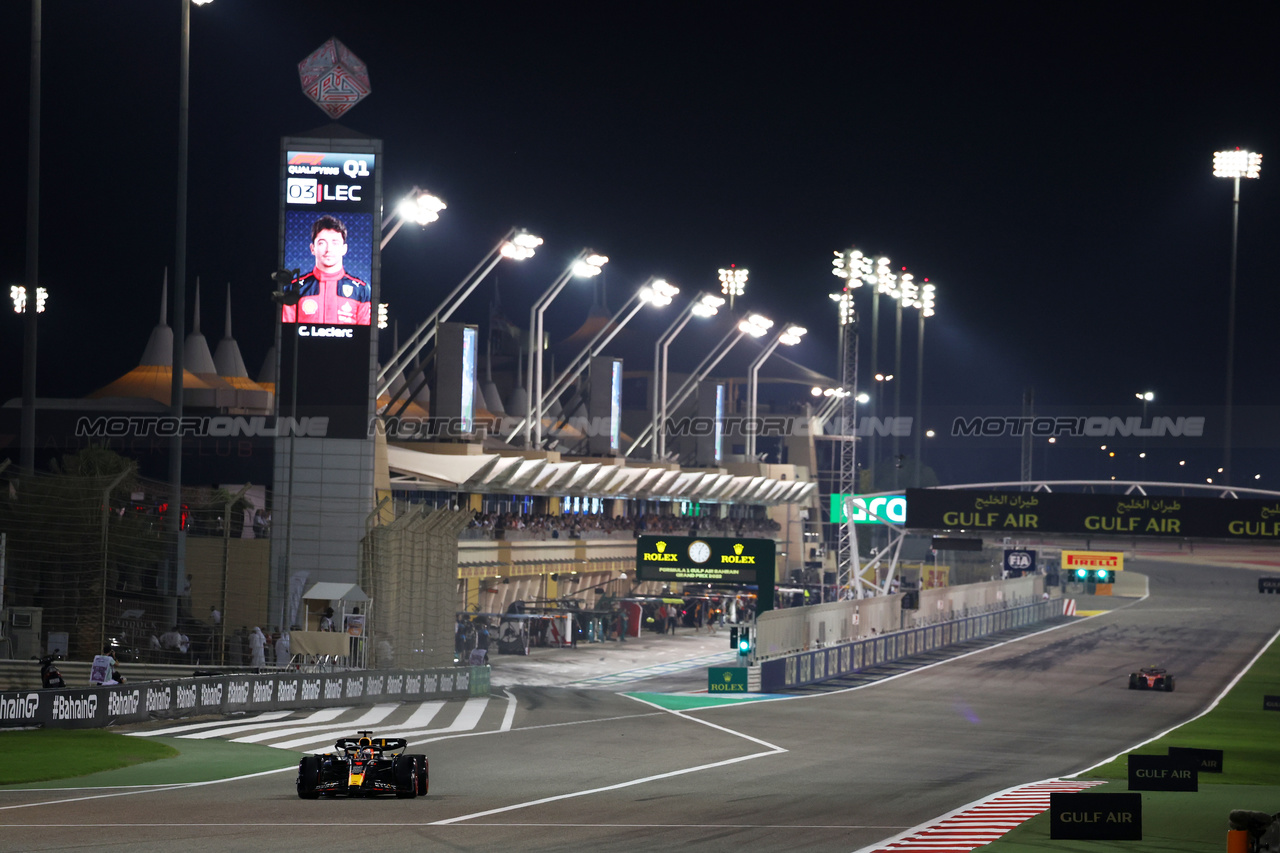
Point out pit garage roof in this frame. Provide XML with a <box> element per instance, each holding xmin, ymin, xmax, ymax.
<box><xmin>386</xmin><ymin>445</ymin><xmax>816</xmax><ymax>506</ymax></box>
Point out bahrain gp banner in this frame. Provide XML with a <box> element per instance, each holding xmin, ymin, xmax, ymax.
<box><xmin>0</xmin><ymin>668</ymin><xmax>483</xmax><ymax>730</ymax></box>
<box><xmin>906</xmin><ymin>488</ymin><xmax>1280</xmax><ymax>542</ymax></box>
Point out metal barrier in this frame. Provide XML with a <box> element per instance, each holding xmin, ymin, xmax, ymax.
<box><xmin>0</xmin><ymin>666</ymin><xmax>489</xmax><ymax>730</ymax></box>
<box><xmin>758</xmin><ymin>598</ymin><xmax>1063</xmax><ymax>692</ymax></box>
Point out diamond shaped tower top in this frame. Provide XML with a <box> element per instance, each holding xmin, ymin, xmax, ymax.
<box><xmin>298</xmin><ymin>37</ymin><xmax>371</xmax><ymax>120</ymax></box>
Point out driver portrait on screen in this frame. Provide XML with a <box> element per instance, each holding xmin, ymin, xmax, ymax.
<box><xmin>281</xmin><ymin>214</ymin><xmax>371</xmax><ymax>325</ymax></box>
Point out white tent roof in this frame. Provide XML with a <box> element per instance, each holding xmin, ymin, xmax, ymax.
<box><xmin>302</xmin><ymin>582</ymin><xmax>369</xmax><ymax>602</ymax></box>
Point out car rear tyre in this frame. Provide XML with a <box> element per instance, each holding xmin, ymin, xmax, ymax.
<box><xmin>394</xmin><ymin>756</ymin><xmax>418</xmax><ymax>798</ymax></box>
<box><xmin>1165</xmin><ymin>676</ymin><xmax>1175</xmax><ymax>692</ymax></box>
<box><xmin>297</xmin><ymin>755</ymin><xmax>321</xmax><ymax>799</ymax></box>
<box><xmin>1128</xmin><ymin>674</ymin><xmax>1138</xmax><ymax>689</ymax></box>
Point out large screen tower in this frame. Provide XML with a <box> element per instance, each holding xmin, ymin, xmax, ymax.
<box><xmin>271</xmin><ymin>131</ymin><xmax>383</xmax><ymax>625</ymax></box>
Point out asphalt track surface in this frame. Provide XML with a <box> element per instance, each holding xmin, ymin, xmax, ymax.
<box><xmin>5</xmin><ymin>558</ymin><xmax>1279</xmax><ymax>853</ymax></box>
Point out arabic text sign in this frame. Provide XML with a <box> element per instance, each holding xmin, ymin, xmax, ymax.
<box><xmin>906</xmin><ymin>489</ymin><xmax>1280</xmax><ymax>541</ymax></box>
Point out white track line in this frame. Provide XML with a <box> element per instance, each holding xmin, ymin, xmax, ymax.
<box><xmin>126</xmin><ymin>710</ymin><xmax>294</xmax><ymax>737</ymax></box>
<box><xmin>262</xmin><ymin>703</ymin><xmax>405</xmax><ymax>749</ymax></box>
<box><xmin>428</xmin><ymin>691</ymin><xmax>788</xmax><ymax>826</ymax></box>
<box><xmin>185</xmin><ymin>706</ymin><xmax>350</xmax><ymax>742</ymax></box>
<box><xmin>270</xmin><ymin>697</ymin><xmax>493</xmax><ymax>751</ymax></box>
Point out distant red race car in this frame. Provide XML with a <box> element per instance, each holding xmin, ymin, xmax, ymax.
<box><xmin>1128</xmin><ymin>666</ymin><xmax>1175</xmax><ymax>692</ymax></box>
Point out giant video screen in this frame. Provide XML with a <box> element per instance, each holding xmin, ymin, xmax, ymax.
<box><xmin>277</xmin><ymin>145</ymin><xmax>380</xmax><ymax>439</ymax></box>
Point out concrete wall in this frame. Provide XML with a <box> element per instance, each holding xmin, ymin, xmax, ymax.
<box><xmin>756</xmin><ymin>575</ymin><xmax>1042</xmax><ymax>661</ymax></box>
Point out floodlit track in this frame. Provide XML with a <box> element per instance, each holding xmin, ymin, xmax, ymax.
<box><xmin>4</xmin><ymin>559</ymin><xmax>1278</xmax><ymax>853</ymax></box>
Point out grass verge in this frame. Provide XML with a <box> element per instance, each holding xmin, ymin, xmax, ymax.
<box><xmin>0</xmin><ymin>730</ymin><xmax>178</xmax><ymax>785</ymax></box>
<box><xmin>0</xmin><ymin>730</ymin><xmax>299</xmax><ymax>788</ymax></box>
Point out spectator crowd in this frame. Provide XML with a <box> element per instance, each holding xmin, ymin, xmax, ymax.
<box><xmin>464</xmin><ymin>511</ymin><xmax>781</xmax><ymax>541</ymax></box>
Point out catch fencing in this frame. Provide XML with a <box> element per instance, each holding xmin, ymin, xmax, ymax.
<box><xmin>360</xmin><ymin>504</ymin><xmax>474</xmax><ymax>669</ymax></box>
<box><xmin>0</xmin><ymin>460</ymin><xmax>274</xmax><ymax>664</ymax></box>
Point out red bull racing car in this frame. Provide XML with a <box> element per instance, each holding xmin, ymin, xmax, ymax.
<box><xmin>296</xmin><ymin>731</ymin><xmax>428</xmax><ymax>799</ymax></box>
<box><xmin>1128</xmin><ymin>665</ymin><xmax>1175</xmax><ymax>692</ymax></box>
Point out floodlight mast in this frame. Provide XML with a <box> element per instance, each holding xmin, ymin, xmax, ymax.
<box><xmin>624</xmin><ymin>313</ymin><xmax>771</xmax><ymax>459</ymax></box>
<box><xmin>519</xmin><ymin>278</ymin><xmax>678</xmax><ymax>446</ymax></box>
<box><xmin>651</xmin><ymin>293</ymin><xmax>725</xmax><ymax>462</ymax></box>
<box><xmin>909</xmin><ymin>280</ymin><xmax>936</xmax><ymax>486</ymax></box>
<box><xmin>718</xmin><ymin>266</ymin><xmax>748</xmax><ymax>310</ymax></box>
<box><xmin>523</xmin><ymin>251</ymin><xmax>608</xmax><ymax>448</ymax></box>
<box><xmin>378</xmin><ymin>228</ymin><xmax>542</xmax><ymax>414</ymax></box>
<box><xmin>745</xmin><ymin>325</ymin><xmax>806</xmax><ymax>459</ymax></box>
<box><xmin>1212</xmin><ymin>148</ymin><xmax>1262</xmax><ymax>487</ymax></box>
<box><xmin>379</xmin><ymin>187</ymin><xmax>447</xmax><ymax>250</ymax></box>
<box><xmin>831</xmin><ymin>247</ymin><xmax>871</xmax><ymax>599</ymax></box>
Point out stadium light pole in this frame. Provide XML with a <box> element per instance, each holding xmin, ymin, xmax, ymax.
<box><xmin>378</xmin><ymin>228</ymin><xmax>541</xmax><ymax>403</ymax></box>
<box><xmin>627</xmin><ymin>313</ymin><xmax>771</xmax><ymax>459</ymax></box>
<box><xmin>889</xmin><ymin>270</ymin><xmax>914</xmax><ymax>489</ymax></box>
<box><xmin>168</xmin><ymin>0</ymin><xmax>214</xmax><ymax>596</ymax></box>
<box><xmin>651</xmin><ymin>292</ymin><xmax>724</xmax><ymax>462</ymax></box>
<box><xmin>907</xmin><ymin>280</ymin><xmax>936</xmax><ymax>487</ymax></box>
<box><xmin>533</xmin><ymin>277</ymin><xmax>680</xmax><ymax>440</ymax></box>
<box><xmin>745</xmin><ymin>324</ymin><xmax>806</xmax><ymax>460</ymax></box>
<box><xmin>379</xmin><ymin>186</ymin><xmax>446</xmax><ymax>249</ymax></box>
<box><xmin>1135</xmin><ymin>390</ymin><xmax>1154</xmax><ymax>421</ymax></box>
<box><xmin>20</xmin><ymin>0</ymin><xmax>40</xmax><ymax>475</ymax></box>
<box><xmin>718</xmin><ymin>266</ymin><xmax>748</xmax><ymax>311</ymax></box>
<box><xmin>867</xmin><ymin>257</ymin><xmax>895</xmax><ymax>484</ymax></box>
<box><xmin>519</xmin><ymin>251</ymin><xmax>607</xmax><ymax>448</ymax></box>
<box><xmin>1213</xmin><ymin>148</ymin><xmax>1261</xmax><ymax>486</ymax></box>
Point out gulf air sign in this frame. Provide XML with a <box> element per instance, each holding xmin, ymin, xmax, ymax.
<box><xmin>1061</xmin><ymin>550</ymin><xmax>1124</xmax><ymax>572</ymax></box>
<box><xmin>830</xmin><ymin>494</ymin><xmax>907</xmax><ymax>525</ymax></box>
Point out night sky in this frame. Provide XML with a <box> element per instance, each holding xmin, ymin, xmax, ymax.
<box><xmin>2</xmin><ymin>2</ymin><xmax>1277</xmax><ymax>486</ymax></box>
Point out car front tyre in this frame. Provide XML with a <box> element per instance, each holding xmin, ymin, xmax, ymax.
<box><xmin>411</xmin><ymin>754</ymin><xmax>429</xmax><ymax>796</ymax></box>
<box><xmin>394</xmin><ymin>756</ymin><xmax>418</xmax><ymax>799</ymax></box>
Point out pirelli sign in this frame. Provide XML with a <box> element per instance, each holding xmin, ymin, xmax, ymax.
<box><xmin>635</xmin><ymin>535</ymin><xmax>776</xmax><ymax>611</ymax></box>
<box><xmin>1062</xmin><ymin>550</ymin><xmax>1124</xmax><ymax>572</ymax></box>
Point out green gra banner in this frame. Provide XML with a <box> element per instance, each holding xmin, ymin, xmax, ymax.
<box><xmin>829</xmin><ymin>493</ymin><xmax>908</xmax><ymax>524</ymax></box>
<box><xmin>906</xmin><ymin>488</ymin><xmax>1280</xmax><ymax>541</ymax></box>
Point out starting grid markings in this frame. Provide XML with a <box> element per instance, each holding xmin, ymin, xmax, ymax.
<box><xmin>564</xmin><ymin>649</ymin><xmax>740</xmax><ymax>687</ymax></box>
<box><xmin>127</xmin><ymin>697</ymin><xmax>492</xmax><ymax>751</ymax></box>
<box><xmin>867</xmin><ymin>779</ymin><xmax>1107</xmax><ymax>852</ymax></box>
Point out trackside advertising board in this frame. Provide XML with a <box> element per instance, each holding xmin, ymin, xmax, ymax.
<box><xmin>0</xmin><ymin>668</ymin><xmax>478</xmax><ymax>730</ymax></box>
<box><xmin>636</xmin><ymin>535</ymin><xmax>775</xmax><ymax>611</ymax></box>
<box><xmin>1062</xmin><ymin>550</ymin><xmax>1124</xmax><ymax>572</ymax></box>
<box><xmin>906</xmin><ymin>488</ymin><xmax>1280</xmax><ymax>541</ymax></box>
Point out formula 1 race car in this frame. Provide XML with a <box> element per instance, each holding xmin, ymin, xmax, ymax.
<box><xmin>1128</xmin><ymin>666</ymin><xmax>1175</xmax><ymax>692</ymax></box>
<box><xmin>296</xmin><ymin>731</ymin><xmax>428</xmax><ymax>799</ymax></box>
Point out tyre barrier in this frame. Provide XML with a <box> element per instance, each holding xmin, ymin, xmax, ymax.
<box><xmin>0</xmin><ymin>666</ymin><xmax>489</xmax><ymax>730</ymax></box>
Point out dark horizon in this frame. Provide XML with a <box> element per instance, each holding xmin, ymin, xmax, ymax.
<box><xmin>2</xmin><ymin>2</ymin><xmax>1277</xmax><ymax>486</ymax></box>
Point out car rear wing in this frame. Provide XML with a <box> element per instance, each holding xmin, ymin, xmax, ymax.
<box><xmin>334</xmin><ymin>736</ymin><xmax>408</xmax><ymax>752</ymax></box>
